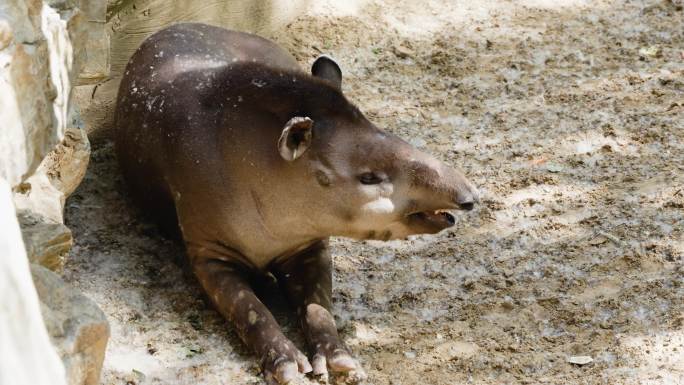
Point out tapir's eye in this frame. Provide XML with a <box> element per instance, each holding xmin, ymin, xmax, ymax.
<box><xmin>359</xmin><ymin>172</ymin><xmax>384</xmax><ymax>185</ymax></box>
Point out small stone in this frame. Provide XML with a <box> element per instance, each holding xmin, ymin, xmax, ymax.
<box><xmin>638</xmin><ymin>45</ymin><xmax>662</xmax><ymax>58</ymax></box>
<box><xmin>546</xmin><ymin>163</ymin><xmax>563</xmax><ymax>173</ymax></box>
<box><xmin>392</xmin><ymin>44</ymin><xmax>414</xmax><ymax>59</ymax></box>
<box><xmin>567</xmin><ymin>355</ymin><xmax>593</xmax><ymax>365</ymax></box>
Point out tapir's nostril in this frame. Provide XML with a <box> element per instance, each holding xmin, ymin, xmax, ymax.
<box><xmin>458</xmin><ymin>202</ymin><xmax>475</xmax><ymax>211</ymax></box>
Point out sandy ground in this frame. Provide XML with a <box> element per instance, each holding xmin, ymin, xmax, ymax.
<box><xmin>64</xmin><ymin>0</ymin><xmax>684</xmax><ymax>384</ymax></box>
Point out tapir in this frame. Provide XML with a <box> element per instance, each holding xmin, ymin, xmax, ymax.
<box><xmin>115</xmin><ymin>23</ymin><xmax>478</xmax><ymax>384</ymax></box>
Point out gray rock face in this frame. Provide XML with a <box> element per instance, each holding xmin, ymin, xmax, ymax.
<box><xmin>32</xmin><ymin>264</ymin><xmax>110</xmax><ymax>385</ymax></box>
<box><xmin>1</xmin><ymin>1</ymin><xmax>106</xmax><ymax>384</ymax></box>
<box><xmin>0</xmin><ymin>1</ymin><xmax>56</xmax><ymax>186</ymax></box>
<box><xmin>0</xmin><ymin>0</ymin><xmax>90</xmax><ymax>186</ymax></box>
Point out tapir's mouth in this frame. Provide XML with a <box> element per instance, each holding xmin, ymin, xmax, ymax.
<box><xmin>406</xmin><ymin>210</ymin><xmax>456</xmax><ymax>232</ymax></box>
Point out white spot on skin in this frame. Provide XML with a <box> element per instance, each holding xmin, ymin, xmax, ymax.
<box><xmin>237</xmin><ymin>290</ymin><xmax>245</xmax><ymax>299</ymax></box>
<box><xmin>248</xmin><ymin>310</ymin><xmax>258</xmax><ymax>325</ymax></box>
<box><xmin>251</xmin><ymin>78</ymin><xmax>267</xmax><ymax>87</ymax></box>
<box><xmin>361</xmin><ymin>197</ymin><xmax>395</xmax><ymax>215</ymax></box>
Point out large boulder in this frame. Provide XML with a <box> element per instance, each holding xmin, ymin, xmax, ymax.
<box><xmin>0</xmin><ymin>179</ymin><xmax>67</xmax><ymax>385</ymax></box>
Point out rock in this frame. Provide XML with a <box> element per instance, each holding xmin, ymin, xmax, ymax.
<box><xmin>23</xmin><ymin>122</ymin><xmax>91</xmax><ymax>198</ymax></box>
<box><xmin>433</xmin><ymin>340</ymin><xmax>479</xmax><ymax>361</ymax></box>
<box><xmin>31</xmin><ymin>264</ymin><xmax>110</xmax><ymax>385</ymax></box>
<box><xmin>0</xmin><ymin>178</ymin><xmax>67</xmax><ymax>385</ymax></box>
<box><xmin>0</xmin><ymin>19</ymin><xmax>12</xmax><ymax>50</ymax></box>
<box><xmin>392</xmin><ymin>43</ymin><xmax>414</xmax><ymax>59</ymax></box>
<box><xmin>638</xmin><ymin>45</ymin><xmax>662</xmax><ymax>59</ymax></box>
<box><xmin>75</xmin><ymin>0</ymin><xmax>108</xmax><ymax>84</ymax></box>
<box><xmin>13</xmin><ymin>123</ymin><xmax>91</xmax><ymax>223</ymax></box>
<box><xmin>0</xmin><ymin>1</ymin><xmax>55</xmax><ymax>187</ymax></box>
<box><xmin>0</xmin><ymin>0</ymin><xmax>89</xmax><ymax>188</ymax></box>
<box><xmin>13</xmin><ymin>172</ymin><xmax>68</xmax><ymax>223</ymax></box>
<box><xmin>43</xmin><ymin>124</ymin><xmax>91</xmax><ymax>197</ymax></box>
<box><xmin>1</xmin><ymin>2</ymin><xmax>104</xmax><ymax>384</ymax></box>
<box><xmin>17</xmin><ymin>210</ymin><xmax>73</xmax><ymax>272</ymax></box>
<box><xmin>567</xmin><ymin>355</ymin><xmax>593</xmax><ymax>365</ymax></box>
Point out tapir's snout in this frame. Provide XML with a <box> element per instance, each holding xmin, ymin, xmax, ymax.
<box><xmin>453</xmin><ymin>172</ymin><xmax>479</xmax><ymax>211</ymax></box>
<box><xmin>400</xmin><ymin>152</ymin><xmax>479</xmax><ymax>235</ymax></box>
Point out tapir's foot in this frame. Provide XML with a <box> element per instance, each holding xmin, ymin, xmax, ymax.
<box><xmin>304</xmin><ymin>305</ymin><xmax>366</xmax><ymax>382</ymax></box>
<box><xmin>261</xmin><ymin>339</ymin><xmax>312</xmax><ymax>385</ymax></box>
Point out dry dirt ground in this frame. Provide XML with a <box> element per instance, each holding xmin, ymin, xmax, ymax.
<box><xmin>64</xmin><ymin>0</ymin><xmax>684</xmax><ymax>384</ymax></box>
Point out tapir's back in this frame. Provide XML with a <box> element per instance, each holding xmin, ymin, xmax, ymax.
<box><xmin>120</xmin><ymin>23</ymin><xmax>300</xmax><ymax>87</ymax></box>
<box><xmin>114</xmin><ymin>23</ymin><xmax>301</xmax><ymax>237</ymax></box>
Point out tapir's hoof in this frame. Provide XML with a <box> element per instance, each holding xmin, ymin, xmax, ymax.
<box><xmin>310</xmin><ymin>347</ymin><xmax>364</xmax><ymax>383</ymax></box>
<box><xmin>262</xmin><ymin>344</ymin><xmax>312</xmax><ymax>384</ymax></box>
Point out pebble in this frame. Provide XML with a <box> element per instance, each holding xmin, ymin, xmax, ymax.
<box><xmin>567</xmin><ymin>355</ymin><xmax>593</xmax><ymax>365</ymax></box>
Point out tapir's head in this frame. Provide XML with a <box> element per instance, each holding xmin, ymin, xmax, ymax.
<box><xmin>276</xmin><ymin>56</ymin><xmax>478</xmax><ymax>240</ymax></box>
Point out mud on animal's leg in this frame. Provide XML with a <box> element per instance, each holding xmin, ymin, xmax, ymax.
<box><xmin>274</xmin><ymin>241</ymin><xmax>365</xmax><ymax>381</ymax></box>
<box><xmin>192</xmin><ymin>258</ymin><xmax>312</xmax><ymax>384</ymax></box>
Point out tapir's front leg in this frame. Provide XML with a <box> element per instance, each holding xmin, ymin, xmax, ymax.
<box><xmin>274</xmin><ymin>241</ymin><xmax>364</xmax><ymax>380</ymax></box>
<box><xmin>192</xmin><ymin>256</ymin><xmax>312</xmax><ymax>384</ymax></box>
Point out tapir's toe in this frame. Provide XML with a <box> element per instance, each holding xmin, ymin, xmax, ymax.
<box><xmin>329</xmin><ymin>349</ymin><xmax>357</xmax><ymax>372</ymax></box>
<box><xmin>261</xmin><ymin>341</ymin><xmax>312</xmax><ymax>384</ymax></box>
<box><xmin>274</xmin><ymin>359</ymin><xmax>298</xmax><ymax>383</ymax></box>
<box><xmin>310</xmin><ymin>346</ymin><xmax>365</xmax><ymax>383</ymax></box>
<box><xmin>295</xmin><ymin>350</ymin><xmax>313</xmax><ymax>374</ymax></box>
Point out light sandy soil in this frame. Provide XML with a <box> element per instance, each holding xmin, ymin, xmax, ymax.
<box><xmin>65</xmin><ymin>0</ymin><xmax>684</xmax><ymax>384</ymax></box>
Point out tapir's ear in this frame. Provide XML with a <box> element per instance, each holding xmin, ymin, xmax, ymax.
<box><xmin>278</xmin><ymin>117</ymin><xmax>313</xmax><ymax>161</ymax></box>
<box><xmin>311</xmin><ymin>55</ymin><xmax>342</xmax><ymax>90</ymax></box>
